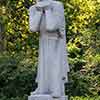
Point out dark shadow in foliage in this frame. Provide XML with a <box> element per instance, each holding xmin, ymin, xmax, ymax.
<box><xmin>0</xmin><ymin>52</ymin><xmax>37</xmax><ymax>99</ymax></box>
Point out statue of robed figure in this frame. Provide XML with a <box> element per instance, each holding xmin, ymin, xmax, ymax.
<box><xmin>28</xmin><ymin>0</ymin><xmax>70</xmax><ymax>99</ymax></box>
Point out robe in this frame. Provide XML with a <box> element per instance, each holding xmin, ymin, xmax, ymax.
<box><xmin>29</xmin><ymin>0</ymin><xmax>69</xmax><ymax>97</ymax></box>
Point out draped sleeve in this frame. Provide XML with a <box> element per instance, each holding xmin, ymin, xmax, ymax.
<box><xmin>60</xmin><ymin>3</ymin><xmax>70</xmax><ymax>74</ymax></box>
<box><xmin>29</xmin><ymin>5</ymin><xmax>42</xmax><ymax>32</ymax></box>
<box><xmin>56</xmin><ymin>2</ymin><xmax>70</xmax><ymax>82</ymax></box>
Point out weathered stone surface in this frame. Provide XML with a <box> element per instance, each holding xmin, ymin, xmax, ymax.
<box><xmin>28</xmin><ymin>95</ymin><xmax>68</xmax><ymax>100</ymax></box>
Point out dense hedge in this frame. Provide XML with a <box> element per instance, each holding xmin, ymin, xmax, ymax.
<box><xmin>71</xmin><ymin>96</ymin><xmax>100</xmax><ymax>100</ymax></box>
<box><xmin>0</xmin><ymin>52</ymin><xmax>100</xmax><ymax>99</ymax></box>
<box><xmin>0</xmin><ymin>52</ymin><xmax>37</xmax><ymax>99</ymax></box>
<box><xmin>1</xmin><ymin>96</ymin><xmax>100</xmax><ymax>100</ymax></box>
<box><xmin>0</xmin><ymin>0</ymin><xmax>100</xmax><ymax>99</ymax></box>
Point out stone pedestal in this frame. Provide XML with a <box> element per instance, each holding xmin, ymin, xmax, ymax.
<box><xmin>28</xmin><ymin>94</ymin><xmax>68</xmax><ymax>100</ymax></box>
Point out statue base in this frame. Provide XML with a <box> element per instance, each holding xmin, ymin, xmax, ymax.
<box><xmin>28</xmin><ymin>94</ymin><xmax>68</xmax><ymax>100</ymax></box>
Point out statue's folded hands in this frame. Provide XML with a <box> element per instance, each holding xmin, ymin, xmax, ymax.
<box><xmin>35</xmin><ymin>1</ymin><xmax>53</xmax><ymax>13</ymax></box>
<box><xmin>35</xmin><ymin>1</ymin><xmax>51</xmax><ymax>8</ymax></box>
<box><xmin>35</xmin><ymin>6</ymin><xmax>43</xmax><ymax>12</ymax></box>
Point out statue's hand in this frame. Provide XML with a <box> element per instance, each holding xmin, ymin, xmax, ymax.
<box><xmin>57</xmin><ymin>30</ymin><xmax>64</xmax><ymax>39</ymax></box>
<box><xmin>35</xmin><ymin>6</ymin><xmax>43</xmax><ymax>12</ymax></box>
<box><xmin>58</xmin><ymin>33</ymin><xmax>64</xmax><ymax>39</ymax></box>
<box><xmin>62</xmin><ymin>77</ymin><xmax>66</xmax><ymax>81</ymax></box>
<box><xmin>36</xmin><ymin>6</ymin><xmax>52</xmax><ymax>12</ymax></box>
<box><xmin>35</xmin><ymin>1</ymin><xmax>52</xmax><ymax>11</ymax></box>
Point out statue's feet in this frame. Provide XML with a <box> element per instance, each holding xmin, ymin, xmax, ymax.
<box><xmin>51</xmin><ymin>92</ymin><xmax>61</xmax><ymax>98</ymax></box>
<box><xmin>31</xmin><ymin>88</ymin><xmax>40</xmax><ymax>95</ymax></box>
<box><xmin>31</xmin><ymin>88</ymin><xmax>51</xmax><ymax>95</ymax></box>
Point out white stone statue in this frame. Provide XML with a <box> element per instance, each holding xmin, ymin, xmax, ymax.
<box><xmin>28</xmin><ymin>0</ymin><xmax>69</xmax><ymax>99</ymax></box>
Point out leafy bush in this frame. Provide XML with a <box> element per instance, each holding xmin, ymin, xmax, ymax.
<box><xmin>0</xmin><ymin>0</ymin><xmax>100</xmax><ymax>98</ymax></box>
<box><xmin>0</xmin><ymin>95</ymin><xmax>27</xmax><ymax>100</ymax></box>
<box><xmin>0</xmin><ymin>52</ymin><xmax>37</xmax><ymax>99</ymax></box>
<box><xmin>71</xmin><ymin>96</ymin><xmax>100</xmax><ymax>100</ymax></box>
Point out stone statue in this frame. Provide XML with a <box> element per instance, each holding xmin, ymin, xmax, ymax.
<box><xmin>28</xmin><ymin>0</ymin><xmax>69</xmax><ymax>100</ymax></box>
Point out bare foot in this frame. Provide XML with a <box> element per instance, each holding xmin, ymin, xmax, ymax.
<box><xmin>31</xmin><ymin>88</ymin><xmax>40</xmax><ymax>95</ymax></box>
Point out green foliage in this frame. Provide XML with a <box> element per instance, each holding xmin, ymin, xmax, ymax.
<box><xmin>63</xmin><ymin>0</ymin><xmax>100</xmax><ymax>96</ymax></box>
<box><xmin>0</xmin><ymin>52</ymin><xmax>37</xmax><ymax>99</ymax></box>
<box><xmin>0</xmin><ymin>95</ymin><xmax>27</xmax><ymax>100</ymax></box>
<box><xmin>0</xmin><ymin>0</ymin><xmax>100</xmax><ymax>99</ymax></box>
<box><xmin>71</xmin><ymin>96</ymin><xmax>100</xmax><ymax>100</ymax></box>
